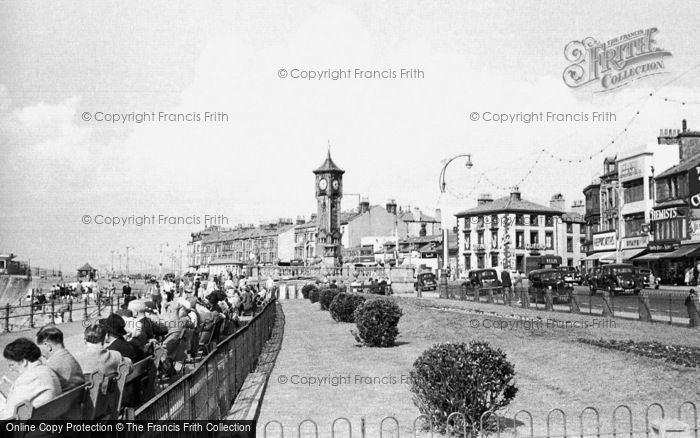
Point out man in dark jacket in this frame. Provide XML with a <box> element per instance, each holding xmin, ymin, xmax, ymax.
<box><xmin>501</xmin><ymin>269</ymin><xmax>513</xmax><ymax>302</ymax></box>
<box><xmin>99</xmin><ymin>313</ymin><xmax>143</xmax><ymax>362</ymax></box>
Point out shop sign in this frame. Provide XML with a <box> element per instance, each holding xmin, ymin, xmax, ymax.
<box><xmin>619</xmin><ymin>158</ymin><xmax>643</xmax><ymax>182</ymax></box>
<box><xmin>621</xmin><ymin>235</ymin><xmax>649</xmax><ymax>249</ymax></box>
<box><xmin>690</xmin><ymin>166</ymin><xmax>700</xmax><ymax>207</ymax></box>
<box><xmin>592</xmin><ymin>231</ymin><xmax>616</xmax><ymax>251</ymax></box>
<box><xmin>647</xmin><ymin>242</ymin><xmax>678</xmax><ymax>252</ymax></box>
<box><xmin>650</xmin><ymin>208</ymin><xmax>680</xmax><ymax>221</ymax></box>
<box><xmin>525</xmin><ymin>243</ymin><xmax>547</xmax><ymax>251</ymax></box>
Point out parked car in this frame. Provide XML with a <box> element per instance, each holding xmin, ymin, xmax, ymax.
<box><xmin>464</xmin><ymin>269</ymin><xmax>501</xmax><ymax>288</ymax></box>
<box><xmin>560</xmin><ymin>266</ymin><xmax>582</xmax><ymax>285</ymax></box>
<box><xmin>587</xmin><ymin>267</ymin><xmax>602</xmax><ymax>293</ymax></box>
<box><xmin>528</xmin><ymin>269</ymin><xmax>572</xmax><ymax>304</ymax></box>
<box><xmin>590</xmin><ymin>264</ymin><xmax>641</xmax><ymax>295</ymax></box>
<box><xmin>635</xmin><ymin>267</ymin><xmax>652</xmax><ymax>287</ymax></box>
<box><xmin>414</xmin><ymin>272</ymin><xmax>438</xmax><ymax>292</ymax></box>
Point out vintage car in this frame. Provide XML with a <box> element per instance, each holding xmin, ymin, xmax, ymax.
<box><xmin>635</xmin><ymin>267</ymin><xmax>652</xmax><ymax>288</ymax></box>
<box><xmin>590</xmin><ymin>263</ymin><xmax>641</xmax><ymax>295</ymax></box>
<box><xmin>414</xmin><ymin>272</ymin><xmax>438</xmax><ymax>292</ymax></box>
<box><xmin>560</xmin><ymin>266</ymin><xmax>582</xmax><ymax>285</ymax></box>
<box><xmin>464</xmin><ymin>269</ymin><xmax>501</xmax><ymax>288</ymax></box>
<box><xmin>528</xmin><ymin>269</ymin><xmax>572</xmax><ymax>304</ymax></box>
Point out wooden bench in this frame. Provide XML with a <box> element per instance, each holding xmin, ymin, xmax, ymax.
<box><xmin>84</xmin><ymin>361</ymin><xmax>130</xmax><ymax>421</ymax></box>
<box><xmin>10</xmin><ymin>361</ymin><xmax>130</xmax><ymax>426</ymax></box>
<box><xmin>118</xmin><ymin>344</ymin><xmax>163</xmax><ymax>413</ymax></box>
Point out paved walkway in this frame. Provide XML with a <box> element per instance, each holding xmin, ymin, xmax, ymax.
<box><xmin>256</xmin><ymin>300</ymin><xmax>425</xmax><ymax>438</ymax></box>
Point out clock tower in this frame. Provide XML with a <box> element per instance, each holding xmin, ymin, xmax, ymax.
<box><xmin>313</xmin><ymin>150</ymin><xmax>344</xmax><ymax>267</ymax></box>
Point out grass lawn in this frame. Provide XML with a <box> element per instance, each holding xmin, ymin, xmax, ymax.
<box><xmin>257</xmin><ymin>296</ymin><xmax>700</xmax><ymax>437</ymax></box>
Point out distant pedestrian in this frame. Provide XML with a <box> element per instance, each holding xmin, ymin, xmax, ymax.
<box><xmin>500</xmin><ymin>269</ymin><xmax>512</xmax><ymax>299</ymax></box>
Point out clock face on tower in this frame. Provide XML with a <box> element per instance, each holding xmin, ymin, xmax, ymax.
<box><xmin>318</xmin><ymin>178</ymin><xmax>328</xmax><ymax>190</ymax></box>
<box><xmin>332</xmin><ymin>179</ymin><xmax>339</xmax><ymax>191</ymax></box>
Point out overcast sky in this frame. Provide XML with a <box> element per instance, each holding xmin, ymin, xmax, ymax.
<box><xmin>1</xmin><ymin>0</ymin><xmax>699</xmax><ymax>272</ymax></box>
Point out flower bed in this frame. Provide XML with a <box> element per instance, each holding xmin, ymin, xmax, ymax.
<box><xmin>578</xmin><ymin>338</ymin><xmax>700</xmax><ymax>368</ymax></box>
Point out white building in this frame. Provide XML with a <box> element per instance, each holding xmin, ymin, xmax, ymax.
<box><xmin>455</xmin><ymin>188</ymin><xmax>585</xmax><ymax>274</ymax></box>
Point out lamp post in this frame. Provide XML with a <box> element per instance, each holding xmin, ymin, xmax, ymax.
<box><xmin>438</xmin><ymin>154</ymin><xmax>474</xmax><ymax>298</ymax></box>
<box><xmin>159</xmin><ymin>243</ymin><xmax>169</xmax><ymax>279</ymax></box>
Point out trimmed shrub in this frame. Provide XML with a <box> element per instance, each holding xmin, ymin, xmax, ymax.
<box><xmin>352</xmin><ymin>299</ymin><xmax>403</xmax><ymax>347</ymax></box>
<box><xmin>309</xmin><ymin>288</ymin><xmax>321</xmax><ymax>304</ymax></box>
<box><xmin>319</xmin><ymin>289</ymin><xmax>340</xmax><ymax>311</ymax></box>
<box><xmin>301</xmin><ymin>283</ymin><xmax>317</xmax><ymax>300</ymax></box>
<box><xmin>409</xmin><ymin>341</ymin><xmax>517</xmax><ymax>435</ymax></box>
<box><xmin>329</xmin><ymin>293</ymin><xmax>366</xmax><ymax>323</ymax></box>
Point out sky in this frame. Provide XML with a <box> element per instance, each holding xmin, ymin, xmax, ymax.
<box><xmin>1</xmin><ymin>0</ymin><xmax>699</xmax><ymax>273</ymax></box>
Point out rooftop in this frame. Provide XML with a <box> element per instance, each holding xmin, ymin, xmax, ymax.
<box><xmin>313</xmin><ymin>150</ymin><xmax>344</xmax><ymax>174</ymax></box>
<box><xmin>655</xmin><ymin>152</ymin><xmax>700</xmax><ymax>179</ymax></box>
<box><xmin>456</xmin><ymin>194</ymin><xmax>563</xmax><ymax>217</ymax></box>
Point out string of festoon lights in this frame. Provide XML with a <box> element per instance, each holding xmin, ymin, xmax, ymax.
<box><xmin>441</xmin><ymin>61</ymin><xmax>700</xmax><ymax>200</ymax></box>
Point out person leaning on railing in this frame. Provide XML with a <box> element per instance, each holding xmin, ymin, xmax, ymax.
<box><xmin>0</xmin><ymin>338</ymin><xmax>62</xmax><ymax>420</ymax></box>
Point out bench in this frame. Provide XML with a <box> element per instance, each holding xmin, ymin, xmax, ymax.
<box><xmin>10</xmin><ymin>361</ymin><xmax>130</xmax><ymax>425</ymax></box>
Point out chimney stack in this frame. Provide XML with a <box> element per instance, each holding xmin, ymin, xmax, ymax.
<box><xmin>435</xmin><ymin>208</ymin><xmax>442</xmax><ymax>223</ymax></box>
<box><xmin>510</xmin><ymin>187</ymin><xmax>521</xmax><ymax>202</ymax></box>
<box><xmin>296</xmin><ymin>216</ymin><xmax>306</xmax><ymax>225</ymax></box>
<box><xmin>571</xmin><ymin>200</ymin><xmax>585</xmax><ymax>215</ymax></box>
<box><xmin>360</xmin><ymin>197</ymin><xmax>370</xmax><ymax>214</ymax></box>
<box><xmin>386</xmin><ymin>199</ymin><xmax>397</xmax><ymax>215</ymax></box>
<box><xmin>477</xmin><ymin>194</ymin><xmax>493</xmax><ymax>206</ymax></box>
<box><xmin>549</xmin><ymin>193</ymin><xmax>565</xmax><ymax>211</ymax></box>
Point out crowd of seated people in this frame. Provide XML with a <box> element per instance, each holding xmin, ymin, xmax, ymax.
<box><xmin>0</xmin><ymin>274</ymin><xmax>275</xmax><ymax>419</ymax></box>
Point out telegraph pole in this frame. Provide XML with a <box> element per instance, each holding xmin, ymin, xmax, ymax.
<box><xmin>125</xmin><ymin>246</ymin><xmax>131</xmax><ymax>278</ymax></box>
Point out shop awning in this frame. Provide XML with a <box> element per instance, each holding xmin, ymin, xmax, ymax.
<box><xmin>619</xmin><ymin>248</ymin><xmax>646</xmax><ymax>261</ymax></box>
<box><xmin>661</xmin><ymin>243</ymin><xmax>700</xmax><ymax>259</ymax></box>
<box><xmin>581</xmin><ymin>251</ymin><xmax>615</xmax><ymax>261</ymax></box>
<box><xmin>632</xmin><ymin>252</ymin><xmax>673</xmax><ymax>261</ymax></box>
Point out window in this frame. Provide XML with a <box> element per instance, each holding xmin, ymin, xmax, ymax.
<box><xmin>516</xmin><ymin>255</ymin><xmax>524</xmax><ymax>272</ymax></box>
<box><xmin>516</xmin><ymin>231</ymin><xmax>524</xmax><ymax>249</ymax></box>
<box><xmin>464</xmin><ymin>234</ymin><xmax>471</xmax><ymax>248</ymax></box>
<box><xmin>580</xmin><ymin>224</ymin><xmax>586</xmax><ymax>235</ymax></box>
<box><xmin>566</xmin><ymin>222</ymin><xmax>573</xmax><ymax>234</ymax></box>
<box><xmin>567</xmin><ymin>258</ymin><xmax>573</xmax><ymax>267</ymax></box>
<box><xmin>516</xmin><ymin>214</ymin><xmax>524</xmax><ymax>225</ymax></box>
<box><xmin>625</xmin><ymin>216</ymin><xmax>645</xmax><ymax>237</ymax></box>
<box><xmin>465</xmin><ymin>256</ymin><xmax>471</xmax><ymax>270</ymax></box>
<box><xmin>477</xmin><ymin>231</ymin><xmax>484</xmax><ymax>245</ymax></box>
<box><xmin>545</xmin><ymin>232</ymin><xmax>553</xmax><ymax>249</ymax></box>
<box><xmin>668</xmin><ymin>176</ymin><xmax>679</xmax><ymax>199</ymax></box>
<box><xmin>464</xmin><ymin>217</ymin><xmax>471</xmax><ymax>230</ymax></box>
<box><xmin>477</xmin><ymin>254</ymin><xmax>485</xmax><ymax>269</ymax></box>
<box><xmin>477</xmin><ymin>216</ymin><xmax>485</xmax><ymax>228</ymax></box>
<box><xmin>567</xmin><ymin>236</ymin><xmax>573</xmax><ymax>252</ymax></box>
<box><xmin>530</xmin><ymin>215</ymin><xmax>538</xmax><ymax>226</ymax></box>
<box><xmin>490</xmin><ymin>254</ymin><xmax>499</xmax><ymax>268</ymax></box>
<box><xmin>490</xmin><ymin>214</ymin><xmax>499</xmax><ymax>228</ymax></box>
<box><xmin>530</xmin><ymin>231</ymin><xmax>539</xmax><ymax>245</ymax></box>
<box><xmin>545</xmin><ymin>215</ymin><xmax>553</xmax><ymax>226</ymax></box>
<box><xmin>623</xmin><ymin>179</ymin><xmax>644</xmax><ymax>203</ymax></box>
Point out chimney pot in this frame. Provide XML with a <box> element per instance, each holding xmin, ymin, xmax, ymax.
<box><xmin>683</xmin><ymin>119</ymin><xmax>688</xmax><ymax>132</ymax></box>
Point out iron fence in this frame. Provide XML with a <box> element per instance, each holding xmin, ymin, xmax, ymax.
<box><xmin>261</xmin><ymin>401</ymin><xmax>698</xmax><ymax>438</ymax></box>
<box><xmin>129</xmin><ymin>298</ymin><xmax>277</xmax><ymax>422</ymax></box>
<box><xmin>440</xmin><ymin>284</ymin><xmax>696</xmax><ymax>327</ymax></box>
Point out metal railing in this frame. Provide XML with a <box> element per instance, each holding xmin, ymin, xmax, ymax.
<box><xmin>2</xmin><ymin>293</ymin><xmax>135</xmax><ymax>332</ymax></box>
<box><xmin>261</xmin><ymin>401</ymin><xmax>698</xmax><ymax>438</ymax></box>
<box><xmin>440</xmin><ymin>284</ymin><xmax>698</xmax><ymax>327</ymax></box>
<box><xmin>129</xmin><ymin>298</ymin><xmax>277</xmax><ymax>421</ymax></box>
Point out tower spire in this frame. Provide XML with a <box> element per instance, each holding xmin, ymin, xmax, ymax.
<box><xmin>327</xmin><ymin>140</ymin><xmax>331</xmax><ymax>157</ymax></box>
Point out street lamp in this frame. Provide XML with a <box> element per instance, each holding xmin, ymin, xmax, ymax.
<box><xmin>159</xmin><ymin>242</ymin><xmax>169</xmax><ymax>279</ymax></box>
<box><xmin>438</xmin><ymin>154</ymin><xmax>475</xmax><ymax>298</ymax></box>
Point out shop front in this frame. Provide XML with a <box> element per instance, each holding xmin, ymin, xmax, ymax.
<box><xmin>582</xmin><ymin>231</ymin><xmax>616</xmax><ymax>271</ymax></box>
<box><xmin>646</xmin><ymin>206</ymin><xmax>688</xmax><ymax>284</ymax></box>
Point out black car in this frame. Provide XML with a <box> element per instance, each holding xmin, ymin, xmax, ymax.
<box><xmin>590</xmin><ymin>263</ymin><xmax>641</xmax><ymax>295</ymax></box>
<box><xmin>560</xmin><ymin>266</ymin><xmax>582</xmax><ymax>285</ymax></box>
<box><xmin>465</xmin><ymin>269</ymin><xmax>501</xmax><ymax>288</ymax></box>
<box><xmin>414</xmin><ymin>272</ymin><xmax>437</xmax><ymax>292</ymax></box>
<box><xmin>528</xmin><ymin>269</ymin><xmax>572</xmax><ymax>304</ymax></box>
<box><xmin>635</xmin><ymin>267</ymin><xmax>651</xmax><ymax>288</ymax></box>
